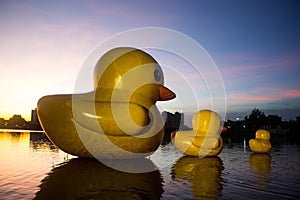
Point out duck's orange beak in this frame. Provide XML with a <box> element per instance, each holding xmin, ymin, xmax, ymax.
<box><xmin>158</xmin><ymin>85</ymin><xmax>176</xmax><ymax>101</ymax></box>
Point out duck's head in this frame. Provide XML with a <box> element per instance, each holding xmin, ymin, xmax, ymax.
<box><xmin>93</xmin><ymin>47</ymin><xmax>175</xmax><ymax>107</ymax></box>
<box><xmin>192</xmin><ymin>110</ymin><xmax>222</xmax><ymax>137</ymax></box>
<box><xmin>255</xmin><ymin>129</ymin><xmax>270</xmax><ymax>140</ymax></box>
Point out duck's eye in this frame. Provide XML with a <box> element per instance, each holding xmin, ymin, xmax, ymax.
<box><xmin>154</xmin><ymin>69</ymin><xmax>161</xmax><ymax>81</ymax></box>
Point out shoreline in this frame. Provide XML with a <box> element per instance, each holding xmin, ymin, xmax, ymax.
<box><xmin>0</xmin><ymin>128</ymin><xmax>44</xmax><ymax>133</ymax></box>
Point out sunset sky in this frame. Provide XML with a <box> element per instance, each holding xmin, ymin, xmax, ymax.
<box><xmin>1</xmin><ymin>0</ymin><xmax>300</xmax><ymax>121</ymax></box>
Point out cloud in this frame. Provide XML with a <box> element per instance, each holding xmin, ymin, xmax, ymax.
<box><xmin>221</xmin><ymin>52</ymin><xmax>300</xmax><ymax>76</ymax></box>
<box><xmin>228</xmin><ymin>87</ymin><xmax>300</xmax><ymax>104</ymax></box>
<box><xmin>229</xmin><ymin>93</ymin><xmax>279</xmax><ymax>102</ymax></box>
<box><xmin>219</xmin><ymin>52</ymin><xmax>300</xmax><ymax>100</ymax></box>
<box><xmin>283</xmin><ymin>89</ymin><xmax>300</xmax><ymax>98</ymax></box>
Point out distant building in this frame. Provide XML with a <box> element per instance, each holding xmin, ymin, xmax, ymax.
<box><xmin>29</xmin><ymin>108</ymin><xmax>42</xmax><ymax>130</ymax></box>
<box><xmin>0</xmin><ymin>109</ymin><xmax>42</xmax><ymax>130</ymax></box>
<box><xmin>31</xmin><ymin>109</ymin><xmax>39</xmax><ymax>125</ymax></box>
<box><xmin>178</xmin><ymin>112</ymin><xmax>184</xmax><ymax>129</ymax></box>
<box><xmin>162</xmin><ymin>111</ymin><xmax>181</xmax><ymax>130</ymax></box>
<box><xmin>161</xmin><ymin>111</ymin><xmax>191</xmax><ymax>145</ymax></box>
<box><xmin>162</xmin><ymin>111</ymin><xmax>187</xmax><ymax>130</ymax></box>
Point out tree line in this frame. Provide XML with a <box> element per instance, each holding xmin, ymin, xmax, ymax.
<box><xmin>222</xmin><ymin>108</ymin><xmax>300</xmax><ymax>141</ymax></box>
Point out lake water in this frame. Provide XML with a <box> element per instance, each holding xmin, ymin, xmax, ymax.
<box><xmin>0</xmin><ymin>130</ymin><xmax>300</xmax><ymax>200</ymax></box>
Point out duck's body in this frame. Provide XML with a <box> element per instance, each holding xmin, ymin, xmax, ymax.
<box><xmin>172</xmin><ymin>131</ymin><xmax>223</xmax><ymax>157</ymax></box>
<box><xmin>37</xmin><ymin>47</ymin><xmax>175</xmax><ymax>159</ymax></box>
<box><xmin>249</xmin><ymin>129</ymin><xmax>271</xmax><ymax>153</ymax></box>
<box><xmin>172</xmin><ymin>110</ymin><xmax>223</xmax><ymax>157</ymax></box>
<box><xmin>37</xmin><ymin>93</ymin><xmax>164</xmax><ymax>158</ymax></box>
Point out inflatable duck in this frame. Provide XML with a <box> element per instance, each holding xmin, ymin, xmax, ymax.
<box><xmin>249</xmin><ymin>129</ymin><xmax>272</xmax><ymax>153</ymax></box>
<box><xmin>37</xmin><ymin>47</ymin><xmax>176</xmax><ymax>159</ymax></box>
<box><xmin>171</xmin><ymin>110</ymin><xmax>223</xmax><ymax>157</ymax></box>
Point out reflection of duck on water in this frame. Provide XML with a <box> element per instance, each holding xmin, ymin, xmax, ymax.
<box><xmin>34</xmin><ymin>158</ymin><xmax>163</xmax><ymax>200</ymax></box>
<box><xmin>171</xmin><ymin>156</ymin><xmax>224</xmax><ymax>199</ymax></box>
<box><xmin>249</xmin><ymin>153</ymin><xmax>271</xmax><ymax>182</ymax></box>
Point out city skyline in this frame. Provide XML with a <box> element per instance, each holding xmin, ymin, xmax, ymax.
<box><xmin>1</xmin><ymin>106</ymin><xmax>299</xmax><ymax>128</ymax></box>
<box><xmin>1</xmin><ymin>0</ymin><xmax>300</xmax><ymax>121</ymax></box>
<box><xmin>0</xmin><ymin>109</ymin><xmax>38</xmax><ymax>122</ymax></box>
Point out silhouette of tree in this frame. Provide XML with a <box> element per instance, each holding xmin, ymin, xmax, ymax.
<box><xmin>223</xmin><ymin>110</ymin><xmax>300</xmax><ymax>142</ymax></box>
<box><xmin>289</xmin><ymin>116</ymin><xmax>300</xmax><ymax>139</ymax></box>
<box><xmin>244</xmin><ymin>108</ymin><xmax>266</xmax><ymax>131</ymax></box>
<box><xmin>267</xmin><ymin>114</ymin><xmax>282</xmax><ymax>129</ymax></box>
<box><xmin>248</xmin><ymin>108</ymin><xmax>266</xmax><ymax>120</ymax></box>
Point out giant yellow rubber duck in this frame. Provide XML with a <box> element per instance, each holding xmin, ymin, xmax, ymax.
<box><xmin>37</xmin><ymin>47</ymin><xmax>176</xmax><ymax>159</ymax></box>
<box><xmin>171</xmin><ymin>110</ymin><xmax>223</xmax><ymax>157</ymax></box>
<box><xmin>249</xmin><ymin>129</ymin><xmax>272</xmax><ymax>153</ymax></box>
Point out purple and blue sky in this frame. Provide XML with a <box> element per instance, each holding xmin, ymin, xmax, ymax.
<box><xmin>1</xmin><ymin>0</ymin><xmax>300</xmax><ymax>121</ymax></box>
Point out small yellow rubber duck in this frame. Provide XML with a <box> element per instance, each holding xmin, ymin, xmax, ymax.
<box><xmin>249</xmin><ymin>129</ymin><xmax>272</xmax><ymax>153</ymax></box>
<box><xmin>37</xmin><ymin>47</ymin><xmax>176</xmax><ymax>159</ymax></box>
<box><xmin>171</xmin><ymin>110</ymin><xmax>223</xmax><ymax>157</ymax></box>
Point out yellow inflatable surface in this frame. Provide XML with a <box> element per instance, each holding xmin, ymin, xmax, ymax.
<box><xmin>37</xmin><ymin>47</ymin><xmax>176</xmax><ymax>159</ymax></box>
<box><xmin>249</xmin><ymin>129</ymin><xmax>272</xmax><ymax>153</ymax></box>
<box><xmin>172</xmin><ymin>110</ymin><xmax>223</xmax><ymax>157</ymax></box>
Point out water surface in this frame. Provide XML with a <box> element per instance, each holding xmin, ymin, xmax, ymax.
<box><xmin>0</xmin><ymin>130</ymin><xmax>299</xmax><ymax>199</ymax></box>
